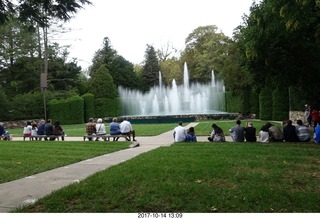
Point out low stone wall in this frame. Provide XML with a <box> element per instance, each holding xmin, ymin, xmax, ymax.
<box><xmin>1</xmin><ymin>119</ymin><xmax>44</xmax><ymax>129</ymax></box>
<box><xmin>289</xmin><ymin>111</ymin><xmax>306</xmax><ymax>124</ymax></box>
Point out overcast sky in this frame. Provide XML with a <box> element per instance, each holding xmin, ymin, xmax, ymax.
<box><xmin>56</xmin><ymin>0</ymin><xmax>256</xmax><ymax>70</ymax></box>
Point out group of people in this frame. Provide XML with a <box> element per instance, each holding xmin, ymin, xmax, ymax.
<box><xmin>23</xmin><ymin>119</ymin><xmax>64</xmax><ymax>141</ymax></box>
<box><xmin>86</xmin><ymin>117</ymin><xmax>136</xmax><ymax>141</ymax></box>
<box><xmin>304</xmin><ymin>105</ymin><xmax>320</xmax><ymax>128</ymax></box>
<box><xmin>173</xmin><ymin>119</ymin><xmax>320</xmax><ymax>144</ymax></box>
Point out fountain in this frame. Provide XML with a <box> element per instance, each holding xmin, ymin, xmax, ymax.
<box><xmin>118</xmin><ymin>62</ymin><xmax>226</xmax><ymax>117</ymax></box>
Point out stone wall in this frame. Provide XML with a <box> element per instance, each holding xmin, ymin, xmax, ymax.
<box><xmin>289</xmin><ymin>111</ymin><xmax>306</xmax><ymax>124</ymax></box>
<box><xmin>1</xmin><ymin>119</ymin><xmax>44</xmax><ymax>129</ymax></box>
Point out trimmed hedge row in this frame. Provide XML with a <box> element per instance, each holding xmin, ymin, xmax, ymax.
<box><xmin>48</xmin><ymin>96</ymin><xmax>84</xmax><ymax>125</ymax></box>
<box><xmin>82</xmin><ymin>93</ymin><xmax>95</xmax><ymax>123</ymax></box>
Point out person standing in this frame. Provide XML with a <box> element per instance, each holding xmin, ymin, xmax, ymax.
<box><xmin>244</xmin><ymin>122</ymin><xmax>257</xmax><ymax>142</ymax></box>
<box><xmin>86</xmin><ymin>118</ymin><xmax>96</xmax><ymax>141</ymax></box>
<box><xmin>304</xmin><ymin>105</ymin><xmax>312</xmax><ymax>127</ymax></box>
<box><xmin>311</xmin><ymin>109</ymin><xmax>320</xmax><ymax>128</ymax></box>
<box><xmin>173</xmin><ymin>121</ymin><xmax>187</xmax><ymax>142</ymax></box>
<box><xmin>229</xmin><ymin>120</ymin><xmax>245</xmax><ymax>142</ymax></box>
<box><xmin>120</xmin><ymin>117</ymin><xmax>136</xmax><ymax>141</ymax></box>
<box><xmin>296</xmin><ymin>119</ymin><xmax>311</xmax><ymax>142</ymax></box>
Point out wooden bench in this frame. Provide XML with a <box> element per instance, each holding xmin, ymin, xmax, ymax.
<box><xmin>83</xmin><ymin>134</ymin><xmax>130</xmax><ymax>141</ymax></box>
<box><xmin>23</xmin><ymin>135</ymin><xmax>64</xmax><ymax>141</ymax></box>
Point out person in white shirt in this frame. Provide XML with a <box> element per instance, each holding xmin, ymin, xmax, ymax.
<box><xmin>95</xmin><ymin>118</ymin><xmax>106</xmax><ymax>141</ymax></box>
<box><xmin>120</xmin><ymin>117</ymin><xmax>136</xmax><ymax>141</ymax></box>
<box><xmin>173</xmin><ymin>121</ymin><xmax>187</xmax><ymax>142</ymax></box>
<box><xmin>259</xmin><ymin>125</ymin><xmax>269</xmax><ymax>143</ymax></box>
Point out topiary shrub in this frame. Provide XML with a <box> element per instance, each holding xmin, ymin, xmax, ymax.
<box><xmin>272</xmin><ymin>89</ymin><xmax>289</xmax><ymax>121</ymax></box>
<box><xmin>259</xmin><ymin>87</ymin><xmax>273</xmax><ymax>120</ymax></box>
<box><xmin>81</xmin><ymin>93</ymin><xmax>95</xmax><ymax>122</ymax></box>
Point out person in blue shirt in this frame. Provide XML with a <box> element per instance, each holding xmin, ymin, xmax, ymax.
<box><xmin>0</xmin><ymin>122</ymin><xmax>10</xmax><ymax>140</ymax></box>
<box><xmin>314</xmin><ymin>124</ymin><xmax>320</xmax><ymax>143</ymax></box>
<box><xmin>110</xmin><ymin>117</ymin><xmax>121</xmax><ymax>141</ymax></box>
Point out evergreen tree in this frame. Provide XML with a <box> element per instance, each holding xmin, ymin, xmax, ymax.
<box><xmin>89</xmin><ymin>65</ymin><xmax>118</xmax><ymax>99</ymax></box>
<box><xmin>141</xmin><ymin>45</ymin><xmax>160</xmax><ymax>90</ymax></box>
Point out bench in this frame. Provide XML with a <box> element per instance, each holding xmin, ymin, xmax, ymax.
<box><xmin>83</xmin><ymin>134</ymin><xmax>130</xmax><ymax>141</ymax></box>
<box><xmin>23</xmin><ymin>135</ymin><xmax>64</xmax><ymax>141</ymax></box>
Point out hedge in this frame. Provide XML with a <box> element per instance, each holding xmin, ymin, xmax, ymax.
<box><xmin>272</xmin><ymin>89</ymin><xmax>289</xmax><ymax>121</ymax></box>
<box><xmin>95</xmin><ymin>98</ymin><xmax>122</xmax><ymax>118</ymax></box>
<box><xmin>259</xmin><ymin>87</ymin><xmax>273</xmax><ymax>120</ymax></box>
<box><xmin>81</xmin><ymin>93</ymin><xmax>95</xmax><ymax>122</ymax></box>
<box><xmin>48</xmin><ymin>96</ymin><xmax>84</xmax><ymax>124</ymax></box>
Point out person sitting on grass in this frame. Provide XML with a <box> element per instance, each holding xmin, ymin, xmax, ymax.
<box><xmin>110</xmin><ymin>117</ymin><xmax>121</xmax><ymax>141</ymax></box>
<box><xmin>244</xmin><ymin>122</ymin><xmax>256</xmax><ymax>142</ymax></box>
<box><xmin>120</xmin><ymin>117</ymin><xmax>136</xmax><ymax>141</ymax></box>
<box><xmin>265</xmin><ymin>122</ymin><xmax>284</xmax><ymax>142</ymax></box>
<box><xmin>185</xmin><ymin>126</ymin><xmax>197</xmax><ymax>142</ymax></box>
<box><xmin>314</xmin><ymin>124</ymin><xmax>320</xmax><ymax>144</ymax></box>
<box><xmin>283</xmin><ymin>120</ymin><xmax>299</xmax><ymax>142</ymax></box>
<box><xmin>258</xmin><ymin>125</ymin><xmax>269</xmax><ymax>143</ymax></box>
<box><xmin>208</xmin><ymin>123</ymin><xmax>225</xmax><ymax>142</ymax></box>
<box><xmin>229</xmin><ymin>120</ymin><xmax>245</xmax><ymax>142</ymax></box>
<box><xmin>173</xmin><ymin>121</ymin><xmax>187</xmax><ymax>142</ymax></box>
<box><xmin>296</xmin><ymin>119</ymin><xmax>311</xmax><ymax>142</ymax></box>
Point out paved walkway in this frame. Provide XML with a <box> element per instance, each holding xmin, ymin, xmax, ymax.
<box><xmin>0</xmin><ymin>122</ymin><xmax>215</xmax><ymax>213</ymax></box>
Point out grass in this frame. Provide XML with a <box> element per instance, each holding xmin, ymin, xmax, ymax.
<box><xmin>0</xmin><ymin>141</ymin><xmax>130</xmax><ymax>183</ymax></box>
<box><xmin>7</xmin><ymin>123</ymin><xmax>179</xmax><ymax>137</ymax></box>
<box><xmin>13</xmin><ymin>142</ymin><xmax>320</xmax><ymax>213</ymax></box>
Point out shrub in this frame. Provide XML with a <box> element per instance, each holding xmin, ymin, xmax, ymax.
<box><xmin>259</xmin><ymin>87</ymin><xmax>273</xmax><ymax>120</ymax></box>
<box><xmin>82</xmin><ymin>93</ymin><xmax>95</xmax><ymax>122</ymax></box>
<box><xmin>272</xmin><ymin>89</ymin><xmax>289</xmax><ymax>121</ymax></box>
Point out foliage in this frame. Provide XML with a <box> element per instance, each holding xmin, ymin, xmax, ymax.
<box><xmin>159</xmin><ymin>57</ymin><xmax>183</xmax><ymax>85</ymax></box>
<box><xmin>0</xmin><ymin>85</ymin><xmax>10</xmax><ymax>121</ymax></box>
<box><xmin>9</xmin><ymin>92</ymin><xmax>44</xmax><ymax>120</ymax></box>
<box><xmin>259</xmin><ymin>87</ymin><xmax>273</xmax><ymax>120</ymax></box>
<box><xmin>0</xmin><ymin>0</ymin><xmax>92</xmax><ymax>27</ymax></box>
<box><xmin>89</xmin><ymin>37</ymin><xmax>142</xmax><ymax>90</ymax></box>
<box><xmin>272</xmin><ymin>89</ymin><xmax>289</xmax><ymax>121</ymax></box>
<box><xmin>48</xmin><ymin>95</ymin><xmax>84</xmax><ymax>124</ymax></box>
<box><xmin>89</xmin><ymin>65</ymin><xmax>118</xmax><ymax>99</ymax></box>
<box><xmin>237</xmin><ymin>0</ymin><xmax>320</xmax><ymax>101</ymax></box>
<box><xmin>181</xmin><ymin>25</ymin><xmax>231</xmax><ymax>83</ymax></box>
<box><xmin>141</xmin><ymin>45</ymin><xmax>160</xmax><ymax>90</ymax></box>
<box><xmin>81</xmin><ymin>93</ymin><xmax>95</xmax><ymax>122</ymax></box>
<box><xmin>95</xmin><ymin>98</ymin><xmax>121</xmax><ymax>118</ymax></box>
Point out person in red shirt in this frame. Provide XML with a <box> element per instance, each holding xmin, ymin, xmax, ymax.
<box><xmin>311</xmin><ymin>109</ymin><xmax>320</xmax><ymax>128</ymax></box>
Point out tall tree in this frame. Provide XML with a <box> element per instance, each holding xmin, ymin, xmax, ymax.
<box><xmin>0</xmin><ymin>0</ymin><xmax>92</xmax><ymax>26</ymax></box>
<box><xmin>89</xmin><ymin>65</ymin><xmax>118</xmax><ymax>99</ymax></box>
<box><xmin>181</xmin><ymin>25</ymin><xmax>232</xmax><ymax>83</ymax></box>
<box><xmin>90</xmin><ymin>37</ymin><xmax>142</xmax><ymax>90</ymax></box>
<box><xmin>141</xmin><ymin>44</ymin><xmax>160</xmax><ymax>90</ymax></box>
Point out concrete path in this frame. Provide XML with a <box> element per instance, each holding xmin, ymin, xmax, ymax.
<box><xmin>0</xmin><ymin>122</ymin><xmax>205</xmax><ymax>213</ymax></box>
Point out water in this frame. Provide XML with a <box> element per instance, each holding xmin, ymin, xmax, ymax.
<box><xmin>118</xmin><ymin>62</ymin><xmax>226</xmax><ymax>116</ymax></box>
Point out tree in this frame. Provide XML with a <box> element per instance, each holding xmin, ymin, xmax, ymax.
<box><xmin>141</xmin><ymin>44</ymin><xmax>160</xmax><ymax>90</ymax></box>
<box><xmin>89</xmin><ymin>65</ymin><xmax>118</xmax><ymax>99</ymax></box>
<box><xmin>237</xmin><ymin>0</ymin><xmax>320</xmax><ymax>103</ymax></box>
<box><xmin>0</xmin><ymin>0</ymin><xmax>92</xmax><ymax>26</ymax></box>
<box><xmin>90</xmin><ymin>37</ymin><xmax>142</xmax><ymax>89</ymax></box>
<box><xmin>181</xmin><ymin>25</ymin><xmax>232</xmax><ymax>83</ymax></box>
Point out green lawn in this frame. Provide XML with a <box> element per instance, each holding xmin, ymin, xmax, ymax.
<box><xmin>0</xmin><ymin>141</ymin><xmax>129</xmax><ymax>183</ymax></box>
<box><xmin>14</xmin><ymin>142</ymin><xmax>320</xmax><ymax>213</ymax></box>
